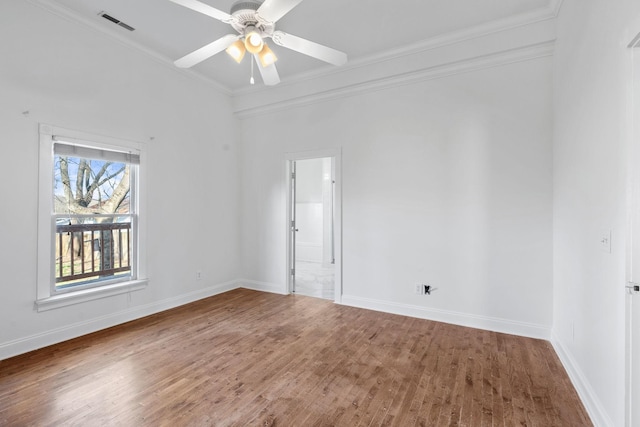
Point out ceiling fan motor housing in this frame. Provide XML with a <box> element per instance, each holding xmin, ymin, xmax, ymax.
<box><xmin>230</xmin><ymin>0</ymin><xmax>274</xmax><ymax>36</ymax></box>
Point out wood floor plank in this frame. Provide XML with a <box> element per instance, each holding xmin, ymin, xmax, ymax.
<box><xmin>458</xmin><ymin>332</ymin><xmax>476</xmax><ymax>426</ymax></box>
<box><xmin>0</xmin><ymin>289</ymin><xmax>592</xmax><ymax>426</ymax></box>
<box><xmin>395</xmin><ymin>322</ymin><xmax>441</xmax><ymax>426</ymax></box>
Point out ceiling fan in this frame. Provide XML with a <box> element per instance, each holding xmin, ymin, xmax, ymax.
<box><xmin>168</xmin><ymin>0</ymin><xmax>348</xmax><ymax>86</ymax></box>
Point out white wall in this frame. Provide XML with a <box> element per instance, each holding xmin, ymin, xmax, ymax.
<box><xmin>239</xmin><ymin>56</ymin><xmax>554</xmax><ymax>337</ymax></box>
<box><xmin>552</xmin><ymin>1</ymin><xmax>640</xmax><ymax>425</ymax></box>
<box><xmin>0</xmin><ymin>1</ymin><xmax>240</xmax><ymax>358</ymax></box>
<box><xmin>295</xmin><ymin>158</ymin><xmax>324</xmax><ymax>262</ymax></box>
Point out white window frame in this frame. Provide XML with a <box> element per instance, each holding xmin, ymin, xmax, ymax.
<box><xmin>36</xmin><ymin>124</ymin><xmax>147</xmax><ymax>311</ymax></box>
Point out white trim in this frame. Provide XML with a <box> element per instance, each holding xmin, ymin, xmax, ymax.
<box><xmin>234</xmin><ymin>4</ymin><xmax>558</xmax><ymax>99</ymax></box>
<box><xmin>2</xmin><ymin>280</ymin><xmax>239</xmax><ymax>361</ymax></box>
<box><xmin>37</xmin><ymin>124</ymin><xmax>147</xmax><ymax>304</ymax></box>
<box><xmin>284</xmin><ymin>148</ymin><xmax>343</xmax><ymax>304</ymax></box>
<box><xmin>551</xmin><ymin>332</ymin><xmax>611</xmax><ymax>427</ymax></box>
<box><xmin>239</xmin><ymin>280</ymin><xmax>288</xmax><ymax>295</ymax></box>
<box><xmin>234</xmin><ymin>41</ymin><xmax>554</xmax><ymax>119</ymax></box>
<box><xmin>35</xmin><ymin>279</ymin><xmax>148</xmax><ymax>312</ymax></box>
<box><xmin>37</xmin><ymin>128</ymin><xmax>55</xmax><ymax>303</ymax></box>
<box><xmin>340</xmin><ymin>294</ymin><xmax>550</xmax><ymax>340</ymax></box>
<box><xmin>625</xmin><ymin>38</ymin><xmax>640</xmax><ymax>427</ymax></box>
<box><xmin>284</xmin><ymin>148</ymin><xmax>342</xmax><ymax>162</ymax></box>
<box><xmin>549</xmin><ymin>0</ymin><xmax>566</xmax><ymax>17</ymax></box>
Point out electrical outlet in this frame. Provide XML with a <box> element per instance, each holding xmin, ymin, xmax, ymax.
<box><xmin>415</xmin><ymin>284</ymin><xmax>423</xmax><ymax>295</ymax></box>
<box><xmin>196</xmin><ymin>271</ymin><xmax>202</xmax><ymax>280</ymax></box>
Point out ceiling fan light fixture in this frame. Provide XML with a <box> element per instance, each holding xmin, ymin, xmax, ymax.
<box><xmin>170</xmin><ymin>0</ymin><xmax>347</xmax><ymax>87</ymax></box>
<box><xmin>244</xmin><ymin>26</ymin><xmax>264</xmax><ymax>54</ymax></box>
<box><xmin>225</xmin><ymin>39</ymin><xmax>246</xmax><ymax>63</ymax></box>
<box><xmin>258</xmin><ymin>43</ymin><xmax>277</xmax><ymax>67</ymax></box>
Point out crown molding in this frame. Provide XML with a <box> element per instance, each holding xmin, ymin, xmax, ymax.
<box><xmin>25</xmin><ymin>0</ymin><xmax>233</xmax><ymax>97</ymax></box>
<box><xmin>549</xmin><ymin>0</ymin><xmax>566</xmax><ymax>17</ymax></box>
<box><xmin>233</xmin><ymin>2</ymin><xmax>559</xmax><ymax>98</ymax></box>
<box><xmin>234</xmin><ymin>41</ymin><xmax>555</xmax><ymax>119</ymax></box>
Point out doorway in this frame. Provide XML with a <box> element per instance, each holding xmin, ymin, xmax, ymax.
<box><xmin>287</xmin><ymin>150</ymin><xmax>341</xmax><ymax>302</ymax></box>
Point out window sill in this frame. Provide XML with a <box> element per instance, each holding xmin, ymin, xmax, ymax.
<box><xmin>35</xmin><ymin>279</ymin><xmax>148</xmax><ymax>312</ymax></box>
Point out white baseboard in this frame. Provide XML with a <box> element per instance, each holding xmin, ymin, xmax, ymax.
<box><xmin>340</xmin><ymin>294</ymin><xmax>551</xmax><ymax>340</ymax></box>
<box><xmin>0</xmin><ymin>279</ymin><xmax>240</xmax><ymax>361</ymax></box>
<box><xmin>551</xmin><ymin>331</ymin><xmax>612</xmax><ymax>427</ymax></box>
<box><xmin>239</xmin><ymin>279</ymin><xmax>288</xmax><ymax>295</ymax></box>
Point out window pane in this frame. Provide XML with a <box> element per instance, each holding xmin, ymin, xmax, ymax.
<box><xmin>54</xmin><ymin>155</ymin><xmax>130</xmax><ymax>215</ymax></box>
<box><xmin>54</xmin><ymin>215</ymin><xmax>132</xmax><ymax>289</ymax></box>
<box><xmin>52</xmin><ymin>154</ymin><xmax>133</xmax><ymax>290</ymax></box>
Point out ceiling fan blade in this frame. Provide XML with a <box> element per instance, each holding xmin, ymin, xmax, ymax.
<box><xmin>254</xmin><ymin>55</ymin><xmax>280</xmax><ymax>86</ymax></box>
<box><xmin>272</xmin><ymin>31</ymin><xmax>347</xmax><ymax>66</ymax></box>
<box><xmin>175</xmin><ymin>34</ymin><xmax>240</xmax><ymax>68</ymax></box>
<box><xmin>256</xmin><ymin>0</ymin><xmax>304</xmax><ymax>24</ymax></box>
<box><xmin>167</xmin><ymin>0</ymin><xmax>233</xmax><ymax>23</ymax></box>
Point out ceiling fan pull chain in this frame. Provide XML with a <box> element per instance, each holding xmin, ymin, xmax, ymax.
<box><xmin>250</xmin><ymin>55</ymin><xmax>255</xmax><ymax>85</ymax></box>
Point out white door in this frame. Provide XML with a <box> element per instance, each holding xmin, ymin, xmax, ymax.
<box><xmin>627</xmin><ymin>33</ymin><xmax>640</xmax><ymax>427</ymax></box>
<box><xmin>629</xmin><ymin>289</ymin><xmax>640</xmax><ymax>426</ymax></box>
<box><xmin>289</xmin><ymin>160</ymin><xmax>297</xmax><ymax>292</ymax></box>
<box><xmin>627</xmin><ymin>200</ymin><xmax>640</xmax><ymax>426</ymax></box>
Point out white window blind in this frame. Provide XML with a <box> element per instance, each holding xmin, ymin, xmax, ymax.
<box><xmin>53</xmin><ymin>137</ymin><xmax>140</xmax><ymax>164</ymax></box>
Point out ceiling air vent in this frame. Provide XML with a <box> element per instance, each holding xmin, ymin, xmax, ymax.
<box><xmin>99</xmin><ymin>12</ymin><xmax>135</xmax><ymax>31</ymax></box>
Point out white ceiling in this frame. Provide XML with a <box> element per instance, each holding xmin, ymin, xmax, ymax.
<box><xmin>40</xmin><ymin>0</ymin><xmax>554</xmax><ymax>92</ymax></box>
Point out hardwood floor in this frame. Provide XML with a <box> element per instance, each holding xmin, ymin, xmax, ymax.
<box><xmin>0</xmin><ymin>289</ymin><xmax>591</xmax><ymax>426</ymax></box>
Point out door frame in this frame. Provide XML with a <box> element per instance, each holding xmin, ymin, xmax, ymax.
<box><xmin>285</xmin><ymin>148</ymin><xmax>342</xmax><ymax>303</ymax></box>
<box><xmin>626</xmin><ymin>32</ymin><xmax>640</xmax><ymax>427</ymax></box>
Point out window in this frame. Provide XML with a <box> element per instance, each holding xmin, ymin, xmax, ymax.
<box><xmin>53</xmin><ymin>142</ymin><xmax>137</xmax><ymax>289</ymax></box>
<box><xmin>37</xmin><ymin>124</ymin><xmax>147</xmax><ymax>311</ymax></box>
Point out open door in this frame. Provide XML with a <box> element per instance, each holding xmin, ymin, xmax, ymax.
<box><xmin>289</xmin><ymin>160</ymin><xmax>297</xmax><ymax>292</ymax></box>
<box><xmin>627</xmin><ymin>32</ymin><xmax>640</xmax><ymax>427</ymax></box>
